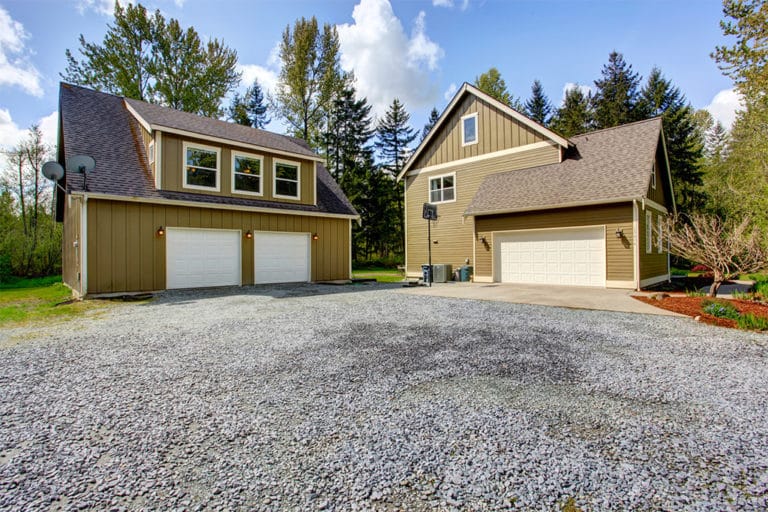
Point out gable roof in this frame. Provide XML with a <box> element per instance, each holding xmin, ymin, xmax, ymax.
<box><xmin>398</xmin><ymin>82</ymin><xmax>571</xmax><ymax>180</ymax></box>
<box><xmin>464</xmin><ymin>117</ymin><xmax>668</xmax><ymax>216</ymax></box>
<box><xmin>124</xmin><ymin>97</ymin><xmax>322</xmax><ymax>162</ymax></box>
<box><xmin>58</xmin><ymin>83</ymin><xmax>357</xmax><ymax>218</ymax></box>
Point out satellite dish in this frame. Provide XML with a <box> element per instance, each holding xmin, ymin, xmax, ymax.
<box><xmin>66</xmin><ymin>155</ymin><xmax>95</xmax><ymax>174</ymax></box>
<box><xmin>42</xmin><ymin>162</ymin><xmax>65</xmax><ymax>181</ymax></box>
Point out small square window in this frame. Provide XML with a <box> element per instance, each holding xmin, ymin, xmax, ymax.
<box><xmin>461</xmin><ymin>113</ymin><xmax>478</xmax><ymax>146</ymax></box>
<box><xmin>429</xmin><ymin>174</ymin><xmax>456</xmax><ymax>203</ymax></box>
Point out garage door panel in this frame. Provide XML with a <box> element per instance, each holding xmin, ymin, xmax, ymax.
<box><xmin>497</xmin><ymin>227</ymin><xmax>605</xmax><ymax>287</ymax></box>
<box><xmin>254</xmin><ymin>232</ymin><xmax>310</xmax><ymax>284</ymax></box>
<box><xmin>166</xmin><ymin>228</ymin><xmax>241</xmax><ymax>289</ymax></box>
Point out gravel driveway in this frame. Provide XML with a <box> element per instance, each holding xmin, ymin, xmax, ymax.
<box><xmin>1</xmin><ymin>283</ymin><xmax>767</xmax><ymax>510</ymax></box>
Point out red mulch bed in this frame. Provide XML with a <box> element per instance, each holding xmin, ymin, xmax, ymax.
<box><xmin>634</xmin><ymin>295</ymin><xmax>768</xmax><ymax>329</ymax></box>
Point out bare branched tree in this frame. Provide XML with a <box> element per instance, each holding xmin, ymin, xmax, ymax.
<box><xmin>668</xmin><ymin>213</ymin><xmax>768</xmax><ymax>297</ymax></box>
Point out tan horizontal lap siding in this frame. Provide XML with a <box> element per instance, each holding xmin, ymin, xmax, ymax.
<box><xmin>162</xmin><ymin>133</ymin><xmax>315</xmax><ymax>206</ymax></box>
<box><xmin>639</xmin><ymin>205</ymin><xmax>669</xmax><ymax>280</ymax></box>
<box><xmin>405</xmin><ymin>145</ymin><xmax>560</xmax><ymax>275</ymax></box>
<box><xmin>62</xmin><ymin>195</ymin><xmax>82</xmax><ymax>292</ymax></box>
<box><xmin>412</xmin><ymin>95</ymin><xmax>546</xmax><ymax>170</ymax></box>
<box><xmin>474</xmin><ymin>204</ymin><xmax>635</xmax><ymax>282</ymax></box>
<box><xmin>86</xmin><ymin>199</ymin><xmax>349</xmax><ymax>294</ymax></box>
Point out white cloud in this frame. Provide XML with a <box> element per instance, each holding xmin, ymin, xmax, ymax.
<box><xmin>705</xmin><ymin>88</ymin><xmax>743</xmax><ymax>130</ymax></box>
<box><xmin>0</xmin><ymin>7</ymin><xmax>43</xmax><ymax>97</ymax></box>
<box><xmin>76</xmin><ymin>0</ymin><xmax>115</xmax><ymax>16</ymax></box>
<box><xmin>237</xmin><ymin>64</ymin><xmax>278</xmax><ymax>96</ymax></box>
<box><xmin>560</xmin><ymin>82</ymin><xmax>593</xmax><ymax>105</ymax></box>
<box><xmin>337</xmin><ymin>0</ymin><xmax>445</xmax><ymax>117</ymax></box>
<box><xmin>432</xmin><ymin>0</ymin><xmax>470</xmax><ymax>10</ymax></box>
<box><xmin>0</xmin><ymin>109</ymin><xmax>58</xmax><ymax>171</ymax></box>
<box><xmin>443</xmin><ymin>82</ymin><xmax>457</xmax><ymax>101</ymax></box>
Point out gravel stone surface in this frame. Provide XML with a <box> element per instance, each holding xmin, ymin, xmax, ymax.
<box><xmin>1</xmin><ymin>283</ymin><xmax>767</xmax><ymax>510</ymax></box>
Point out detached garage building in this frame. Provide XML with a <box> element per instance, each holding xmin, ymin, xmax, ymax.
<box><xmin>398</xmin><ymin>83</ymin><xmax>674</xmax><ymax>290</ymax></box>
<box><xmin>56</xmin><ymin>84</ymin><xmax>358</xmax><ymax>296</ymax></box>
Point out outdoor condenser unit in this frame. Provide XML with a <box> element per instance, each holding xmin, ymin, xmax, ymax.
<box><xmin>432</xmin><ymin>264</ymin><xmax>452</xmax><ymax>283</ymax></box>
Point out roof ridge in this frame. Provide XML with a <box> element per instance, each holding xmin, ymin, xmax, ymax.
<box><xmin>571</xmin><ymin>117</ymin><xmax>662</xmax><ymax>139</ymax></box>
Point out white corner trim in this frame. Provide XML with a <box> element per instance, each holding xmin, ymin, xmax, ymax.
<box><xmin>182</xmin><ymin>141</ymin><xmax>221</xmax><ymax>192</ymax></box>
<box><xmin>427</xmin><ymin>171</ymin><xmax>457</xmax><ymax>204</ymax></box>
<box><xmin>633</xmin><ymin>200</ymin><xmax>640</xmax><ymax>290</ymax></box>
<box><xmin>473</xmin><ymin>275</ymin><xmax>493</xmax><ymax>283</ymax></box>
<box><xmin>640</xmin><ymin>274</ymin><xmax>670</xmax><ymax>288</ymax></box>
<box><xmin>81</xmin><ymin>195</ymin><xmax>88</xmax><ymax>296</ymax></box>
<box><xmin>313</xmin><ymin>162</ymin><xmax>318</xmax><ymax>206</ymax></box>
<box><xmin>348</xmin><ymin>219</ymin><xmax>353</xmax><ymax>280</ymax></box>
<box><xmin>230</xmin><ymin>150</ymin><xmax>264</xmax><ymax>197</ymax></box>
<box><xmin>461</xmin><ymin>112</ymin><xmax>478</xmax><ymax>147</ymax></box>
<box><xmin>403</xmin><ymin>178</ymin><xmax>408</xmax><ymax>274</ymax></box>
<box><xmin>405</xmin><ymin>140</ymin><xmax>556</xmax><ymax>177</ymax></box>
<box><xmin>273</xmin><ymin>158</ymin><xmax>302</xmax><ymax>200</ymax></box>
<box><xmin>155</xmin><ymin>131</ymin><xmax>163</xmax><ymax>189</ymax></box>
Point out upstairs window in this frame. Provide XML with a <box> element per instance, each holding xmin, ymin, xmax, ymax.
<box><xmin>651</xmin><ymin>165</ymin><xmax>656</xmax><ymax>189</ymax></box>
<box><xmin>274</xmin><ymin>159</ymin><xmax>300</xmax><ymax>199</ymax></box>
<box><xmin>429</xmin><ymin>173</ymin><xmax>456</xmax><ymax>203</ymax></box>
<box><xmin>183</xmin><ymin>142</ymin><xmax>220</xmax><ymax>191</ymax></box>
<box><xmin>461</xmin><ymin>112</ymin><xmax>478</xmax><ymax>146</ymax></box>
<box><xmin>232</xmin><ymin>152</ymin><xmax>263</xmax><ymax>196</ymax></box>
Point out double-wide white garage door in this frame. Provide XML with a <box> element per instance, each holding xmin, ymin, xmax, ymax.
<box><xmin>166</xmin><ymin>228</ymin><xmax>310</xmax><ymax>289</ymax></box>
<box><xmin>495</xmin><ymin>227</ymin><xmax>605</xmax><ymax>287</ymax></box>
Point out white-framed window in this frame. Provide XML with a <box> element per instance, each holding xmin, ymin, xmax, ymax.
<box><xmin>646</xmin><ymin>210</ymin><xmax>653</xmax><ymax>254</ymax></box>
<box><xmin>651</xmin><ymin>164</ymin><xmax>656</xmax><ymax>189</ymax></box>
<box><xmin>461</xmin><ymin>112</ymin><xmax>478</xmax><ymax>146</ymax></box>
<box><xmin>429</xmin><ymin>172</ymin><xmax>456</xmax><ymax>204</ymax></box>
<box><xmin>231</xmin><ymin>151</ymin><xmax>263</xmax><ymax>196</ymax></box>
<box><xmin>657</xmin><ymin>215</ymin><xmax>663</xmax><ymax>253</ymax></box>
<box><xmin>148</xmin><ymin>140</ymin><xmax>155</xmax><ymax>165</ymax></box>
<box><xmin>273</xmin><ymin>159</ymin><xmax>301</xmax><ymax>199</ymax></box>
<box><xmin>183</xmin><ymin>141</ymin><xmax>220</xmax><ymax>191</ymax></box>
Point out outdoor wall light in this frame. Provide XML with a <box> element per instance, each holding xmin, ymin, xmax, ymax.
<box><xmin>157</xmin><ymin>226</ymin><xmax>165</xmax><ymax>237</ymax></box>
<box><xmin>479</xmin><ymin>236</ymin><xmax>487</xmax><ymax>244</ymax></box>
<box><xmin>615</xmin><ymin>227</ymin><xmax>624</xmax><ymax>238</ymax></box>
<box><xmin>245</xmin><ymin>230</ymin><xmax>253</xmax><ymax>239</ymax></box>
<box><xmin>312</xmin><ymin>233</ymin><xmax>319</xmax><ymax>241</ymax></box>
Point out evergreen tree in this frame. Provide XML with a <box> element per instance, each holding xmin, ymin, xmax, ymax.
<box><xmin>375</xmin><ymin>98</ymin><xmax>417</xmax><ymax>256</ymax></box>
<box><xmin>638</xmin><ymin>67</ymin><xmax>705</xmax><ymax>211</ymax></box>
<box><xmin>550</xmin><ymin>86</ymin><xmax>593</xmax><ymax>137</ymax></box>
<box><xmin>525</xmin><ymin>79</ymin><xmax>552</xmax><ymax>126</ymax></box>
<box><xmin>275</xmin><ymin>16</ymin><xmax>348</xmax><ymax>147</ymax></box>
<box><xmin>421</xmin><ymin>107</ymin><xmax>440</xmax><ymax>141</ymax></box>
<box><xmin>228</xmin><ymin>79</ymin><xmax>270</xmax><ymax>128</ymax></box>
<box><xmin>706</xmin><ymin>120</ymin><xmax>730</xmax><ymax>160</ymax></box>
<box><xmin>63</xmin><ymin>2</ymin><xmax>239</xmax><ymax>117</ymax></box>
<box><xmin>474</xmin><ymin>67</ymin><xmax>524</xmax><ymax>110</ymax></box>
<box><xmin>591</xmin><ymin>51</ymin><xmax>642</xmax><ymax>128</ymax></box>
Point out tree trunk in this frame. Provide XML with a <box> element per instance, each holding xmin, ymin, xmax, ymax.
<box><xmin>708</xmin><ymin>273</ymin><xmax>724</xmax><ymax>297</ymax></box>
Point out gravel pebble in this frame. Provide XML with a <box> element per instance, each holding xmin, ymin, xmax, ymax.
<box><xmin>1</xmin><ymin>283</ymin><xmax>767</xmax><ymax>510</ymax></box>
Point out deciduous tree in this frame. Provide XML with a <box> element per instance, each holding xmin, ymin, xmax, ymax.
<box><xmin>474</xmin><ymin>67</ymin><xmax>524</xmax><ymax>110</ymax></box>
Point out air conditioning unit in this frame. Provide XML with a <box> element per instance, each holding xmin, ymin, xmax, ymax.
<box><xmin>432</xmin><ymin>264</ymin><xmax>452</xmax><ymax>283</ymax></box>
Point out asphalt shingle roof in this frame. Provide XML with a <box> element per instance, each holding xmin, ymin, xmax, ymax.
<box><xmin>59</xmin><ymin>83</ymin><xmax>357</xmax><ymax>217</ymax></box>
<box><xmin>464</xmin><ymin>117</ymin><xmax>663</xmax><ymax>215</ymax></box>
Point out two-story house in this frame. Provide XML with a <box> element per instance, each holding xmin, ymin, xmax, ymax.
<box><xmin>398</xmin><ymin>83</ymin><xmax>674</xmax><ymax>290</ymax></box>
<box><xmin>56</xmin><ymin>83</ymin><xmax>358</xmax><ymax>296</ymax></box>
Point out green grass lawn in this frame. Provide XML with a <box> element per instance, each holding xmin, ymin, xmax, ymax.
<box><xmin>0</xmin><ymin>277</ymin><xmax>109</xmax><ymax>327</ymax></box>
<box><xmin>352</xmin><ymin>268</ymin><xmax>404</xmax><ymax>283</ymax></box>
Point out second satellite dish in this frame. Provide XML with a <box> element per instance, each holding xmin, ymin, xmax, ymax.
<box><xmin>42</xmin><ymin>162</ymin><xmax>65</xmax><ymax>181</ymax></box>
<box><xmin>66</xmin><ymin>155</ymin><xmax>95</xmax><ymax>174</ymax></box>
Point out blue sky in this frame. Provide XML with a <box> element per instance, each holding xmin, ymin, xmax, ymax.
<box><xmin>0</xmin><ymin>0</ymin><xmax>739</xmax><ymax>154</ymax></box>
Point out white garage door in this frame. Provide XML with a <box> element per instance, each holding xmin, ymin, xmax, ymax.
<box><xmin>495</xmin><ymin>227</ymin><xmax>605</xmax><ymax>287</ymax></box>
<box><xmin>166</xmin><ymin>228</ymin><xmax>241</xmax><ymax>289</ymax></box>
<box><xmin>254</xmin><ymin>232</ymin><xmax>310</xmax><ymax>284</ymax></box>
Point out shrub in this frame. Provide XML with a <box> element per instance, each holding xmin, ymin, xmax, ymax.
<box><xmin>737</xmin><ymin>313</ymin><xmax>768</xmax><ymax>331</ymax></box>
<box><xmin>686</xmin><ymin>289</ymin><xmax>706</xmax><ymax>297</ymax></box>
<box><xmin>701</xmin><ymin>299</ymin><xmax>741</xmax><ymax>320</ymax></box>
<box><xmin>691</xmin><ymin>264</ymin><xmax>711</xmax><ymax>272</ymax></box>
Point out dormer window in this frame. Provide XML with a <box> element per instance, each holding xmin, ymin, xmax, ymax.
<box><xmin>274</xmin><ymin>159</ymin><xmax>301</xmax><ymax>199</ymax></box>
<box><xmin>232</xmin><ymin>151</ymin><xmax>263</xmax><ymax>196</ymax></box>
<box><xmin>651</xmin><ymin>164</ymin><xmax>656</xmax><ymax>189</ymax></box>
<box><xmin>461</xmin><ymin>112</ymin><xmax>478</xmax><ymax>146</ymax></box>
<box><xmin>183</xmin><ymin>142</ymin><xmax>220</xmax><ymax>191</ymax></box>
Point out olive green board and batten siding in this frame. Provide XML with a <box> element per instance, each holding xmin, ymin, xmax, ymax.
<box><xmin>404</xmin><ymin>144</ymin><xmax>561</xmax><ymax>275</ymax></box>
<box><xmin>85</xmin><ymin>199</ymin><xmax>350</xmax><ymax>294</ymax></box>
<box><xmin>160</xmin><ymin>133</ymin><xmax>315</xmax><ymax>206</ymax></box>
<box><xmin>411</xmin><ymin>94</ymin><xmax>547</xmax><ymax>170</ymax></box>
<box><xmin>474</xmin><ymin>204</ymin><xmax>635</xmax><ymax>282</ymax></box>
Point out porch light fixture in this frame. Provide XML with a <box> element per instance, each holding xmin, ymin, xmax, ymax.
<box><xmin>615</xmin><ymin>227</ymin><xmax>624</xmax><ymax>238</ymax></box>
<box><xmin>479</xmin><ymin>236</ymin><xmax>487</xmax><ymax>244</ymax></box>
<box><xmin>157</xmin><ymin>226</ymin><xmax>165</xmax><ymax>237</ymax></box>
<box><xmin>245</xmin><ymin>230</ymin><xmax>253</xmax><ymax>239</ymax></box>
<box><xmin>312</xmin><ymin>233</ymin><xmax>319</xmax><ymax>241</ymax></box>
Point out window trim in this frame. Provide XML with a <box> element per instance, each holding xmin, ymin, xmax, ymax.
<box><xmin>657</xmin><ymin>215</ymin><xmax>663</xmax><ymax>253</ymax></box>
<box><xmin>148</xmin><ymin>139</ymin><xmax>155</xmax><ymax>165</ymax></box>
<box><xmin>182</xmin><ymin>141</ymin><xmax>221</xmax><ymax>192</ymax></box>
<box><xmin>273</xmin><ymin>158</ymin><xmax>301</xmax><ymax>200</ymax></box>
<box><xmin>428</xmin><ymin>172</ymin><xmax>457</xmax><ymax>204</ymax></box>
<box><xmin>231</xmin><ymin>150</ymin><xmax>264</xmax><ymax>197</ymax></box>
<box><xmin>461</xmin><ymin>112</ymin><xmax>478</xmax><ymax>147</ymax></box>
<box><xmin>646</xmin><ymin>211</ymin><xmax>653</xmax><ymax>254</ymax></box>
